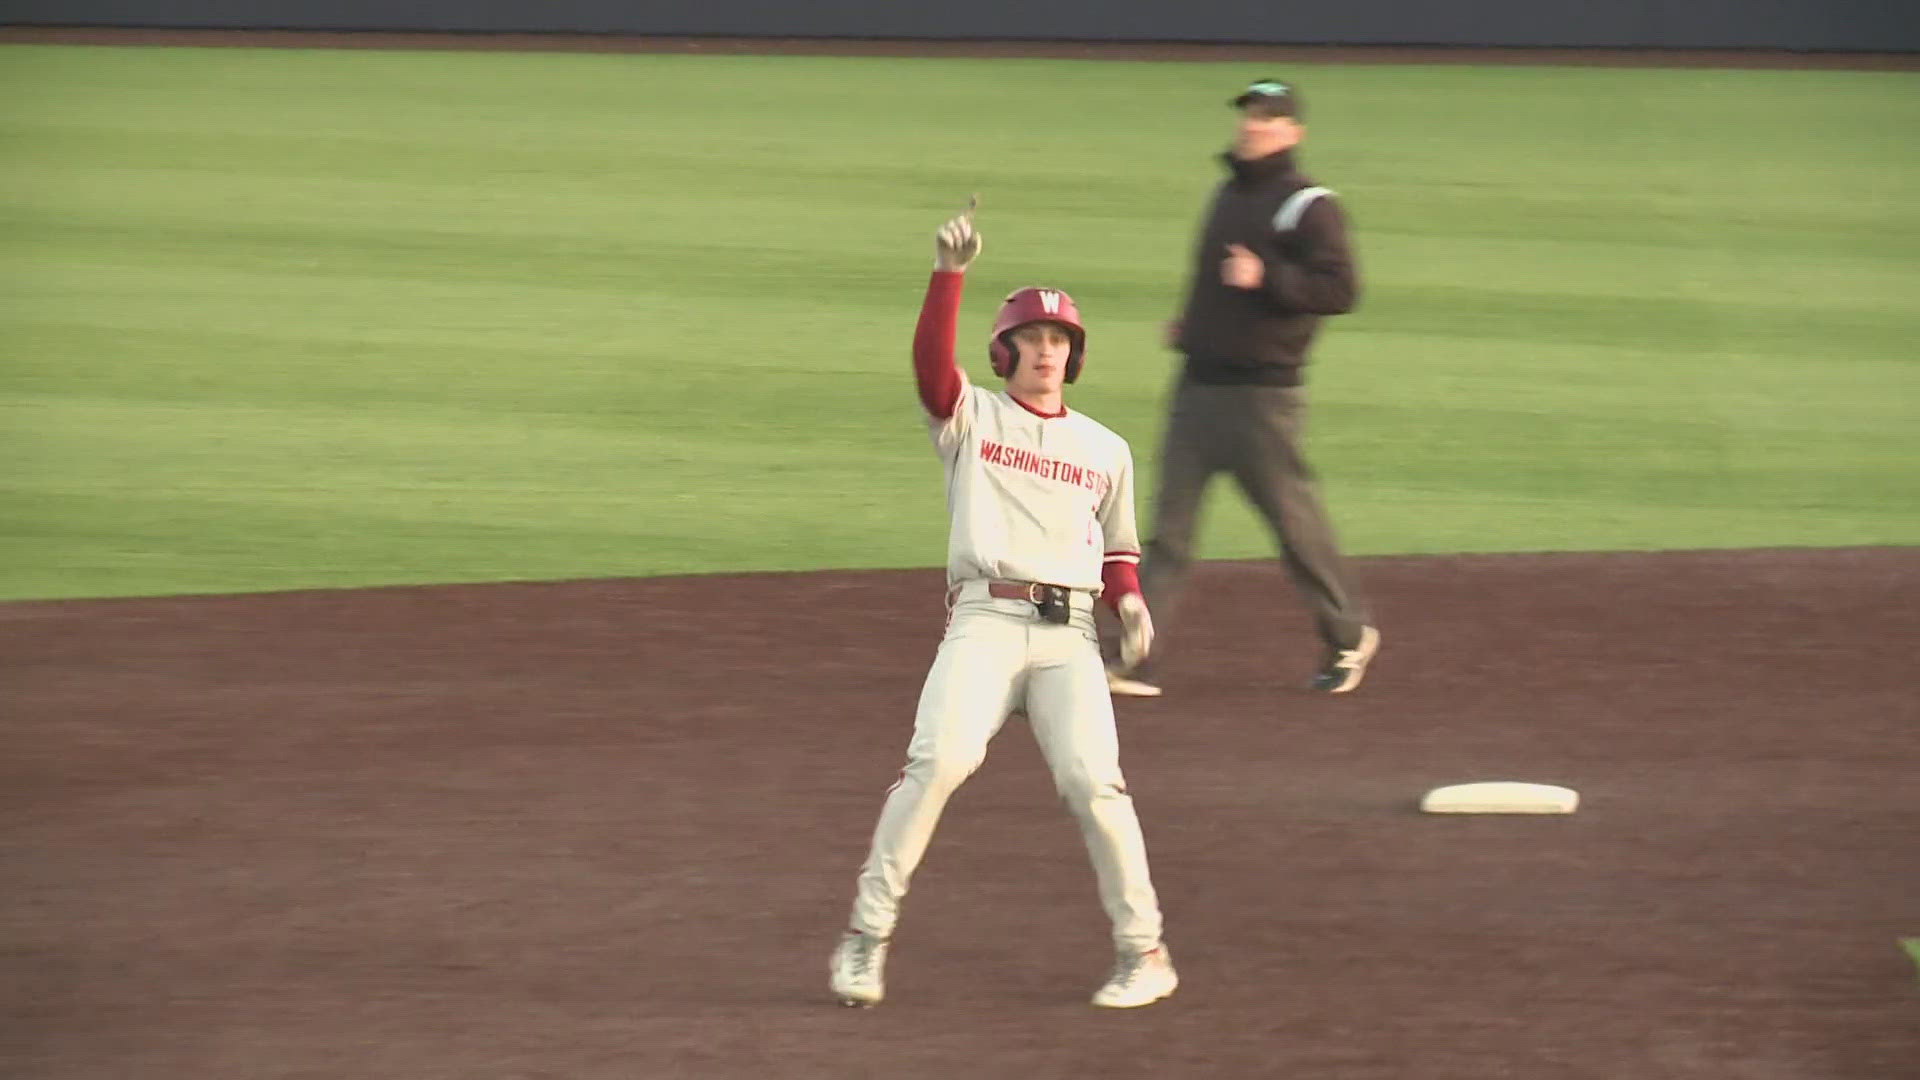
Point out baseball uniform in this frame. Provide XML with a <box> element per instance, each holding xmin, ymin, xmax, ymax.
<box><xmin>843</xmin><ymin>270</ymin><xmax>1166</xmax><ymax>953</ymax></box>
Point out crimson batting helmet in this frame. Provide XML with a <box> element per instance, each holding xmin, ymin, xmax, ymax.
<box><xmin>988</xmin><ymin>287</ymin><xmax>1087</xmax><ymax>383</ymax></box>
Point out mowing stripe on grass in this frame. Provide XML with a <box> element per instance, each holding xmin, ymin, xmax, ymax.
<box><xmin>4</xmin><ymin>46</ymin><xmax>1918</xmax><ymax>598</ymax></box>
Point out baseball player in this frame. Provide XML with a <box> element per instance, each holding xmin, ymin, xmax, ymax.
<box><xmin>827</xmin><ymin>200</ymin><xmax>1176</xmax><ymax>1010</ymax></box>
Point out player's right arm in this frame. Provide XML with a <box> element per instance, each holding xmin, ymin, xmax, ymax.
<box><xmin>914</xmin><ymin>200</ymin><xmax>982</xmax><ymax>424</ymax></box>
<box><xmin>912</xmin><ymin>270</ymin><xmax>967</xmax><ymax>420</ymax></box>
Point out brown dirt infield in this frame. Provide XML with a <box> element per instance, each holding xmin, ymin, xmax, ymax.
<box><xmin>6</xmin><ymin>547</ymin><xmax>1918</xmax><ymax>1079</ymax></box>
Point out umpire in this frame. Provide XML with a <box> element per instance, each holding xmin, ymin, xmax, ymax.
<box><xmin>1108</xmin><ymin>78</ymin><xmax>1378</xmax><ymax>698</ymax></box>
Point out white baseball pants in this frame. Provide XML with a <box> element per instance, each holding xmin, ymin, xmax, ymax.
<box><xmin>847</xmin><ymin>581</ymin><xmax>1166</xmax><ymax>950</ymax></box>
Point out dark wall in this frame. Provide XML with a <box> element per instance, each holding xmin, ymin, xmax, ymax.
<box><xmin>3</xmin><ymin>0</ymin><xmax>1916</xmax><ymax>52</ymax></box>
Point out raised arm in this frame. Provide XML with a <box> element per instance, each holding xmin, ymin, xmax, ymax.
<box><xmin>913</xmin><ymin>201</ymin><xmax>983</xmax><ymax>420</ymax></box>
<box><xmin>913</xmin><ymin>273</ymin><xmax>966</xmax><ymax>419</ymax></box>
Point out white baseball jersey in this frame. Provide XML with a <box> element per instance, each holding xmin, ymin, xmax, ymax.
<box><xmin>928</xmin><ymin>376</ymin><xmax>1141</xmax><ymax>593</ymax></box>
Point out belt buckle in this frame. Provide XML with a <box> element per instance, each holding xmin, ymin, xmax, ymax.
<box><xmin>1029</xmin><ymin>583</ymin><xmax>1072</xmax><ymax>625</ymax></box>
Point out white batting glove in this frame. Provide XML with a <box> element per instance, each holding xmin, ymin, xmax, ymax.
<box><xmin>1117</xmin><ymin>592</ymin><xmax>1154</xmax><ymax>669</ymax></box>
<box><xmin>933</xmin><ymin>196</ymin><xmax>982</xmax><ymax>272</ymax></box>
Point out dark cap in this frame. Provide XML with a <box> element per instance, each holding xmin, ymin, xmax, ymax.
<box><xmin>1231</xmin><ymin>78</ymin><xmax>1301</xmax><ymax>118</ymax></box>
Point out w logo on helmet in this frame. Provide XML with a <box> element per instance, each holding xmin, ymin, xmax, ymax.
<box><xmin>989</xmin><ymin>286</ymin><xmax>1087</xmax><ymax>383</ymax></box>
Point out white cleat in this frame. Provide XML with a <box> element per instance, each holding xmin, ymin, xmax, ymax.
<box><xmin>1106</xmin><ymin>668</ymin><xmax>1163</xmax><ymax>698</ymax></box>
<box><xmin>829</xmin><ymin>929</ymin><xmax>889</xmax><ymax>1007</ymax></box>
<box><xmin>1091</xmin><ymin>945</ymin><xmax>1178</xmax><ymax>1008</ymax></box>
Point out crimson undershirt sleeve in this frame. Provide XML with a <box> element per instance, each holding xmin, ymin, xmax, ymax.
<box><xmin>913</xmin><ymin>271</ymin><xmax>966</xmax><ymax>419</ymax></box>
<box><xmin>1101</xmin><ymin>561</ymin><xmax>1142</xmax><ymax>612</ymax></box>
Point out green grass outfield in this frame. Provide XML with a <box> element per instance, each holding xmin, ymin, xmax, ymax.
<box><xmin>3</xmin><ymin>44</ymin><xmax>1917</xmax><ymax>600</ymax></box>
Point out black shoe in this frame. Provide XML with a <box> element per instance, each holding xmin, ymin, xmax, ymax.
<box><xmin>1311</xmin><ymin>626</ymin><xmax>1380</xmax><ymax>693</ymax></box>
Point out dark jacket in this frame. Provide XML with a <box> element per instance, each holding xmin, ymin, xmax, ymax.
<box><xmin>1175</xmin><ymin>148</ymin><xmax>1359</xmax><ymax>386</ymax></box>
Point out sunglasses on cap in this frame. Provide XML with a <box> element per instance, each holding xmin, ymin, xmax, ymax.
<box><xmin>1231</xmin><ymin>80</ymin><xmax>1300</xmax><ymax>117</ymax></box>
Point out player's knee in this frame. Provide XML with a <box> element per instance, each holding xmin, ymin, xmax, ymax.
<box><xmin>905</xmin><ymin>748</ymin><xmax>984</xmax><ymax>793</ymax></box>
<box><xmin>1055</xmin><ymin>768</ymin><xmax>1126</xmax><ymax>808</ymax></box>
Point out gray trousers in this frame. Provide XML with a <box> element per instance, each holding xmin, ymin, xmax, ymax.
<box><xmin>1135</xmin><ymin>379</ymin><xmax>1370</xmax><ymax>672</ymax></box>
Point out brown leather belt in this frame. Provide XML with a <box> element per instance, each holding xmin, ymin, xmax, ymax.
<box><xmin>947</xmin><ymin>579</ymin><xmax>1082</xmax><ymax>624</ymax></box>
<box><xmin>985</xmin><ymin>579</ymin><xmax>1070</xmax><ymax>603</ymax></box>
